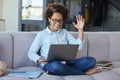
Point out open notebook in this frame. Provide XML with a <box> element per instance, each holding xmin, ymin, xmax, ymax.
<box><xmin>8</xmin><ymin>71</ymin><xmax>43</xmax><ymax>78</ymax></box>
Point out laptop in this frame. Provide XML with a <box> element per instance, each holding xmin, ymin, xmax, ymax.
<box><xmin>47</xmin><ymin>44</ymin><xmax>79</xmax><ymax>62</ymax></box>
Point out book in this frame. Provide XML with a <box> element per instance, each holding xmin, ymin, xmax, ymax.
<box><xmin>96</xmin><ymin>61</ymin><xmax>112</xmax><ymax>67</ymax></box>
<box><xmin>97</xmin><ymin>65</ymin><xmax>115</xmax><ymax>71</ymax></box>
<box><xmin>8</xmin><ymin>71</ymin><xmax>43</xmax><ymax>78</ymax></box>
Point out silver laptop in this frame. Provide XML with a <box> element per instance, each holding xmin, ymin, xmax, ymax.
<box><xmin>47</xmin><ymin>44</ymin><xmax>79</xmax><ymax>62</ymax></box>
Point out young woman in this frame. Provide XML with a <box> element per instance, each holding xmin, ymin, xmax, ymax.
<box><xmin>28</xmin><ymin>3</ymin><xmax>101</xmax><ymax>76</ymax></box>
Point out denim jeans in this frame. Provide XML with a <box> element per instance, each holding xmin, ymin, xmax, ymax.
<box><xmin>43</xmin><ymin>56</ymin><xmax>96</xmax><ymax>76</ymax></box>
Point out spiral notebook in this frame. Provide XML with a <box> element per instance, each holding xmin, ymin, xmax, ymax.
<box><xmin>8</xmin><ymin>71</ymin><xmax>43</xmax><ymax>78</ymax></box>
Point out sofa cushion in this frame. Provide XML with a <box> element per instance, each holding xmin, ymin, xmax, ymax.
<box><xmin>107</xmin><ymin>32</ymin><xmax>120</xmax><ymax>61</ymax></box>
<box><xmin>92</xmin><ymin>70</ymin><xmax>120</xmax><ymax>80</ymax></box>
<box><xmin>111</xmin><ymin>67</ymin><xmax>120</xmax><ymax>74</ymax></box>
<box><xmin>70</xmin><ymin>32</ymin><xmax>88</xmax><ymax>58</ymax></box>
<box><xmin>0</xmin><ymin>32</ymin><xmax>12</xmax><ymax>68</ymax></box>
<box><xmin>112</xmin><ymin>61</ymin><xmax>120</xmax><ymax>67</ymax></box>
<box><xmin>11</xmin><ymin>32</ymin><xmax>38</xmax><ymax>69</ymax></box>
<box><xmin>63</xmin><ymin>75</ymin><xmax>94</xmax><ymax>80</ymax></box>
<box><xmin>35</xmin><ymin>73</ymin><xmax>64</xmax><ymax>80</ymax></box>
<box><xmin>85</xmin><ymin>32</ymin><xmax>110</xmax><ymax>61</ymax></box>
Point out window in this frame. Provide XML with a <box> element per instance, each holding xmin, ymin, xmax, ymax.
<box><xmin>19</xmin><ymin>0</ymin><xmax>82</xmax><ymax>31</ymax></box>
<box><xmin>19</xmin><ymin>0</ymin><xmax>46</xmax><ymax>31</ymax></box>
<box><xmin>22</xmin><ymin>0</ymin><xmax>43</xmax><ymax>20</ymax></box>
<box><xmin>19</xmin><ymin>0</ymin><xmax>120</xmax><ymax>31</ymax></box>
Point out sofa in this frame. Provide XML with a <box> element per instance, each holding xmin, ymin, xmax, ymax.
<box><xmin>0</xmin><ymin>31</ymin><xmax>120</xmax><ymax>80</ymax></box>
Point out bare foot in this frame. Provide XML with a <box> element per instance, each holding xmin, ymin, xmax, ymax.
<box><xmin>86</xmin><ymin>67</ymin><xmax>102</xmax><ymax>75</ymax></box>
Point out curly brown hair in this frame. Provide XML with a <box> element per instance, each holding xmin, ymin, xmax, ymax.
<box><xmin>45</xmin><ymin>3</ymin><xmax>68</xmax><ymax>23</ymax></box>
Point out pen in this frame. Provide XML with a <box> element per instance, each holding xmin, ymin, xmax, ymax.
<box><xmin>10</xmin><ymin>70</ymin><xmax>26</xmax><ymax>73</ymax></box>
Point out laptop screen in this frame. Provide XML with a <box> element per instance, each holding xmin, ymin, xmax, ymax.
<box><xmin>47</xmin><ymin>44</ymin><xmax>79</xmax><ymax>62</ymax></box>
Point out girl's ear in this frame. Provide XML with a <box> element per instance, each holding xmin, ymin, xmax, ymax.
<box><xmin>48</xmin><ymin>18</ymin><xmax>51</xmax><ymax>22</ymax></box>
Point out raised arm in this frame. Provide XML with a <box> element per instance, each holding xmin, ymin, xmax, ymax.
<box><xmin>72</xmin><ymin>15</ymin><xmax>85</xmax><ymax>41</ymax></box>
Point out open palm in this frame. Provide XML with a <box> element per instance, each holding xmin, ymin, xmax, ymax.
<box><xmin>72</xmin><ymin>15</ymin><xmax>85</xmax><ymax>31</ymax></box>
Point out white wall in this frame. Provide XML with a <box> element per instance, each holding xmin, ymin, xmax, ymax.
<box><xmin>0</xmin><ymin>0</ymin><xmax>3</xmax><ymax>18</ymax></box>
<box><xmin>3</xmin><ymin>0</ymin><xmax>19</xmax><ymax>31</ymax></box>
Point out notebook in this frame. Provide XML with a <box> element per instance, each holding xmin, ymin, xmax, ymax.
<box><xmin>8</xmin><ymin>71</ymin><xmax>43</xmax><ymax>78</ymax></box>
<box><xmin>96</xmin><ymin>61</ymin><xmax>112</xmax><ymax>67</ymax></box>
<box><xmin>47</xmin><ymin>44</ymin><xmax>79</xmax><ymax>62</ymax></box>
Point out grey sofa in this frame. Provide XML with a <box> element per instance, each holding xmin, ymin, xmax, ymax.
<box><xmin>0</xmin><ymin>32</ymin><xmax>120</xmax><ymax>80</ymax></box>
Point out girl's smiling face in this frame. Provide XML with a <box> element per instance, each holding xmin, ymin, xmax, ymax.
<box><xmin>49</xmin><ymin>12</ymin><xmax>63</xmax><ymax>32</ymax></box>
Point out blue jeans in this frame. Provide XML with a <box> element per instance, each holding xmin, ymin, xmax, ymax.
<box><xmin>43</xmin><ymin>56</ymin><xmax>96</xmax><ymax>76</ymax></box>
